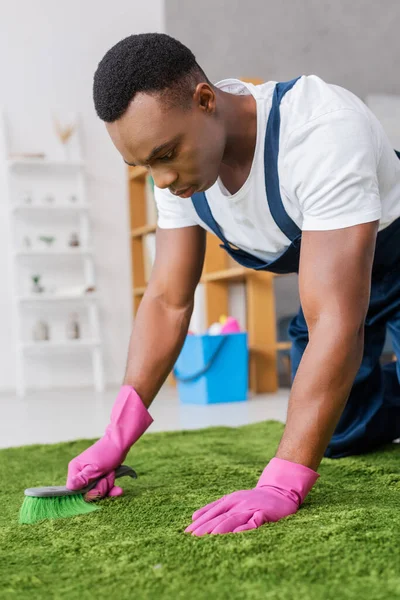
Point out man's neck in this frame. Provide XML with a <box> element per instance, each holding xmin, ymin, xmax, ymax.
<box><xmin>217</xmin><ymin>88</ymin><xmax>257</xmax><ymax>171</ymax></box>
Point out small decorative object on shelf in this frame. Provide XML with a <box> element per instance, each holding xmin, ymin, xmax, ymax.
<box><xmin>69</xmin><ymin>194</ymin><xmax>78</xmax><ymax>204</ymax></box>
<box><xmin>66</xmin><ymin>312</ymin><xmax>80</xmax><ymax>340</ymax></box>
<box><xmin>68</xmin><ymin>232</ymin><xmax>80</xmax><ymax>247</ymax></box>
<box><xmin>21</xmin><ymin>190</ymin><xmax>33</xmax><ymax>205</ymax></box>
<box><xmin>31</xmin><ymin>275</ymin><xmax>44</xmax><ymax>294</ymax></box>
<box><xmin>33</xmin><ymin>320</ymin><xmax>50</xmax><ymax>341</ymax></box>
<box><xmin>85</xmin><ymin>285</ymin><xmax>96</xmax><ymax>294</ymax></box>
<box><xmin>43</xmin><ymin>194</ymin><xmax>55</xmax><ymax>204</ymax></box>
<box><xmin>22</xmin><ymin>236</ymin><xmax>32</xmax><ymax>249</ymax></box>
<box><xmin>9</xmin><ymin>152</ymin><xmax>46</xmax><ymax>160</ymax></box>
<box><xmin>53</xmin><ymin>116</ymin><xmax>76</xmax><ymax>160</ymax></box>
<box><xmin>38</xmin><ymin>235</ymin><xmax>56</xmax><ymax>248</ymax></box>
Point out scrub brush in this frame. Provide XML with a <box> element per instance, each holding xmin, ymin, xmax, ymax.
<box><xmin>19</xmin><ymin>464</ymin><xmax>137</xmax><ymax>525</ymax></box>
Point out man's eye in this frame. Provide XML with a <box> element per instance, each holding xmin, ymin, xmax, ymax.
<box><xmin>159</xmin><ymin>150</ymin><xmax>175</xmax><ymax>162</ymax></box>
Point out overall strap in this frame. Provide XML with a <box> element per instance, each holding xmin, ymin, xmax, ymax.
<box><xmin>264</xmin><ymin>77</ymin><xmax>302</xmax><ymax>241</ymax></box>
<box><xmin>191</xmin><ymin>189</ymin><xmax>227</xmax><ymax>241</ymax></box>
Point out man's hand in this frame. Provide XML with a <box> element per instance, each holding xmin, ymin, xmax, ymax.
<box><xmin>185</xmin><ymin>458</ymin><xmax>319</xmax><ymax>536</ymax></box>
<box><xmin>67</xmin><ymin>438</ymin><xmax>124</xmax><ymax>501</ymax></box>
<box><xmin>66</xmin><ymin>386</ymin><xmax>153</xmax><ymax>498</ymax></box>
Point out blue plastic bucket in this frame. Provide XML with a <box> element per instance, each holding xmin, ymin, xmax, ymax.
<box><xmin>173</xmin><ymin>332</ymin><xmax>248</xmax><ymax>404</ymax></box>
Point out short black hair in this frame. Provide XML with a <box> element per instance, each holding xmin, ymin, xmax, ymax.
<box><xmin>93</xmin><ymin>32</ymin><xmax>210</xmax><ymax>122</ymax></box>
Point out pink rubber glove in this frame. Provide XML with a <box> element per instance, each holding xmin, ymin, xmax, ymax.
<box><xmin>185</xmin><ymin>457</ymin><xmax>319</xmax><ymax>536</ymax></box>
<box><xmin>66</xmin><ymin>385</ymin><xmax>153</xmax><ymax>499</ymax></box>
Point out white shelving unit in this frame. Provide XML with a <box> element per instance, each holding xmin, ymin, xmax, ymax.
<box><xmin>0</xmin><ymin>114</ymin><xmax>104</xmax><ymax>396</ymax></box>
<box><xmin>14</xmin><ymin>248</ymin><xmax>93</xmax><ymax>257</ymax></box>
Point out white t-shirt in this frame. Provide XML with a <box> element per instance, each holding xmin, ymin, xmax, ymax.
<box><xmin>155</xmin><ymin>75</ymin><xmax>400</xmax><ymax>262</ymax></box>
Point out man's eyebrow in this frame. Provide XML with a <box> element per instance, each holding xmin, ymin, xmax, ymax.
<box><xmin>123</xmin><ymin>136</ymin><xmax>181</xmax><ymax>167</ymax></box>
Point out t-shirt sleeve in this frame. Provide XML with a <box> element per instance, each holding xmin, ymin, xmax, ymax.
<box><xmin>281</xmin><ymin>109</ymin><xmax>382</xmax><ymax>231</ymax></box>
<box><xmin>153</xmin><ymin>185</ymin><xmax>198</xmax><ymax>229</ymax></box>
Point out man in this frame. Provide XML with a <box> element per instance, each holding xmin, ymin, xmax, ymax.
<box><xmin>66</xmin><ymin>33</ymin><xmax>400</xmax><ymax>536</ymax></box>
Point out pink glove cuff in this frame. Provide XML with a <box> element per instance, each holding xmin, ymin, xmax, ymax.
<box><xmin>256</xmin><ymin>457</ymin><xmax>320</xmax><ymax>506</ymax></box>
<box><xmin>106</xmin><ymin>385</ymin><xmax>153</xmax><ymax>448</ymax></box>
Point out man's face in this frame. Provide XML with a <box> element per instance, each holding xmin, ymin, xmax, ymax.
<box><xmin>106</xmin><ymin>83</ymin><xmax>225</xmax><ymax>197</ymax></box>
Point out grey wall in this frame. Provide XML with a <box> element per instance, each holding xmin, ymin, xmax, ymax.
<box><xmin>166</xmin><ymin>0</ymin><xmax>400</xmax><ymax>99</ymax></box>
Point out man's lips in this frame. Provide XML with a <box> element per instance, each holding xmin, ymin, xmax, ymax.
<box><xmin>172</xmin><ymin>186</ymin><xmax>197</xmax><ymax>198</ymax></box>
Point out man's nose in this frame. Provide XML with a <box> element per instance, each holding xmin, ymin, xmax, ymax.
<box><xmin>150</xmin><ymin>168</ymin><xmax>178</xmax><ymax>191</ymax></box>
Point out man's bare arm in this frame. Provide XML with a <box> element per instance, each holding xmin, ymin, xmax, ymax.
<box><xmin>276</xmin><ymin>221</ymin><xmax>379</xmax><ymax>471</ymax></box>
<box><xmin>123</xmin><ymin>225</ymin><xmax>206</xmax><ymax>407</ymax></box>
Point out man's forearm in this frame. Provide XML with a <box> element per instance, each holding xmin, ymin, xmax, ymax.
<box><xmin>123</xmin><ymin>291</ymin><xmax>193</xmax><ymax>408</ymax></box>
<box><xmin>276</xmin><ymin>322</ymin><xmax>364</xmax><ymax>471</ymax></box>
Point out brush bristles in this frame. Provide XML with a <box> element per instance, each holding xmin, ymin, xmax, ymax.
<box><xmin>19</xmin><ymin>494</ymin><xmax>100</xmax><ymax>525</ymax></box>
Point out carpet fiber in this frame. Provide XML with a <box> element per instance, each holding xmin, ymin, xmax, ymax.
<box><xmin>1</xmin><ymin>421</ymin><xmax>400</xmax><ymax>600</ymax></box>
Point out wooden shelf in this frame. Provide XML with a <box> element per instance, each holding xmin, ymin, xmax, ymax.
<box><xmin>131</xmin><ymin>224</ymin><xmax>157</xmax><ymax>238</ymax></box>
<box><xmin>251</xmin><ymin>342</ymin><xmax>292</xmax><ymax>352</ymax></box>
<box><xmin>129</xmin><ymin>166</ymin><xmax>147</xmax><ymax>180</ymax></box>
<box><xmin>133</xmin><ymin>287</ymin><xmax>147</xmax><ymax>297</ymax></box>
<box><xmin>201</xmin><ymin>255</ymin><xmax>291</xmax><ymax>392</ymax></box>
<box><xmin>276</xmin><ymin>341</ymin><xmax>292</xmax><ymax>351</ymax></box>
<box><xmin>201</xmin><ymin>267</ymin><xmax>247</xmax><ymax>283</ymax></box>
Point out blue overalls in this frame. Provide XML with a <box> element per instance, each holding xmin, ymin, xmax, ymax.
<box><xmin>191</xmin><ymin>77</ymin><xmax>400</xmax><ymax>459</ymax></box>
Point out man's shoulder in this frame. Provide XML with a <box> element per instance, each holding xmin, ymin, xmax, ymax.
<box><xmin>281</xmin><ymin>75</ymin><xmax>369</xmax><ymax>136</ymax></box>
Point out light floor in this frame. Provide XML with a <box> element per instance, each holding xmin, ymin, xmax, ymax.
<box><xmin>0</xmin><ymin>385</ymin><xmax>289</xmax><ymax>449</ymax></box>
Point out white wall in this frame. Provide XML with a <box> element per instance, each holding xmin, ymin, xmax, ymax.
<box><xmin>0</xmin><ymin>1</ymin><xmax>165</xmax><ymax>391</ymax></box>
<box><xmin>366</xmin><ymin>95</ymin><xmax>400</xmax><ymax>150</ymax></box>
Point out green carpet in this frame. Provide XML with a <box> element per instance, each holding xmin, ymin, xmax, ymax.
<box><xmin>1</xmin><ymin>421</ymin><xmax>400</xmax><ymax>600</ymax></box>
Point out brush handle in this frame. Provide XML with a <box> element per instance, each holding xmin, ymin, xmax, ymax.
<box><xmin>84</xmin><ymin>464</ymin><xmax>137</xmax><ymax>493</ymax></box>
<box><xmin>24</xmin><ymin>465</ymin><xmax>137</xmax><ymax>497</ymax></box>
